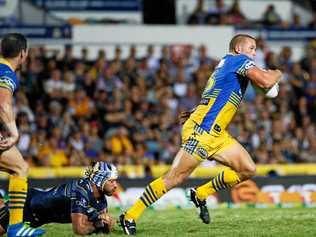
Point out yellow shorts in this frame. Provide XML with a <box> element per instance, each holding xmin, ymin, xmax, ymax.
<box><xmin>181</xmin><ymin>119</ymin><xmax>237</xmax><ymax>161</ymax></box>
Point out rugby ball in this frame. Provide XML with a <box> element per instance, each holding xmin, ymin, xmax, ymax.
<box><xmin>253</xmin><ymin>82</ymin><xmax>279</xmax><ymax>98</ymax></box>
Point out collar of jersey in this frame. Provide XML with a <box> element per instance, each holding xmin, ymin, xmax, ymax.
<box><xmin>0</xmin><ymin>58</ymin><xmax>14</xmax><ymax>71</ymax></box>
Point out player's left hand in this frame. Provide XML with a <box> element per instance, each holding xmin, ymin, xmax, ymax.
<box><xmin>99</xmin><ymin>212</ymin><xmax>116</xmax><ymax>232</ymax></box>
<box><xmin>0</xmin><ymin>135</ymin><xmax>18</xmax><ymax>151</ymax></box>
<box><xmin>178</xmin><ymin>111</ymin><xmax>191</xmax><ymax>124</ymax></box>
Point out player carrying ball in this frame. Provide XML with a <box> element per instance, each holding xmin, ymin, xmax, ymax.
<box><xmin>120</xmin><ymin>34</ymin><xmax>282</xmax><ymax>235</ymax></box>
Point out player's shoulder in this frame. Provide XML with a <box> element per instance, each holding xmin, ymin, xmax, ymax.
<box><xmin>225</xmin><ymin>53</ymin><xmax>253</xmax><ymax>63</ymax></box>
<box><xmin>75</xmin><ymin>178</ymin><xmax>93</xmax><ymax>192</ymax></box>
<box><xmin>0</xmin><ymin>62</ymin><xmax>18</xmax><ymax>93</ymax></box>
<box><xmin>0</xmin><ymin>63</ymin><xmax>16</xmax><ymax>78</ymax></box>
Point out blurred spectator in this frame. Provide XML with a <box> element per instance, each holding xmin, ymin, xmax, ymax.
<box><xmin>291</xmin><ymin>13</ymin><xmax>302</xmax><ymax>28</ymax></box>
<box><xmin>37</xmin><ymin>137</ymin><xmax>68</xmax><ymax>167</ymax></box>
<box><xmin>301</xmin><ymin>139</ymin><xmax>316</xmax><ymax>162</ymax></box>
<box><xmin>108</xmin><ymin>127</ymin><xmax>134</xmax><ymax>158</ymax></box>
<box><xmin>207</xmin><ymin>0</ymin><xmax>228</xmax><ymax>25</ymax></box>
<box><xmin>288</xmin><ymin>62</ymin><xmax>309</xmax><ymax>99</ymax></box>
<box><xmin>194</xmin><ymin>45</ymin><xmax>214</xmax><ymax>68</ymax></box>
<box><xmin>68</xmin><ymin>89</ymin><xmax>94</xmax><ymax>118</ymax></box>
<box><xmin>254</xmin><ymin>37</ymin><xmax>268</xmax><ymax>69</ymax></box>
<box><xmin>61</xmin><ymin>70</ymin><xmax>76</xmax><ymax>98</ymax></box>
<box><xmin>278</xmin><ymin>46</ymin><xmax>293</xmax><ymax>72</ymax></box>
<box><xmin>187</xmin><ymin>0</ymin><xmax>208</xmax><ymax>25</ymax></box>
<box><xmin>262</xmin><ymin>4</ymin><xmax>282</xmax><ymax>27</ymax></box>
<box><xmin>146</xmin><ymin>45</ymin><xmax>159</xmax><ymax>70</ymax></box>
<box><xmin>227</xmin><ymin>0</ymin><xmax>247</xmax><ymax>26</ymax></box>
<box><xmin>59</xmin><ymin>44</ymin><xmax>76</xmax><ymax>70</ymax></box>
<box><xmin>308</xmin><ymin>12</ymin><xmax>316</xmax><ymax>28</ymax></box>
<box><xmin>44</xmin><ymin>69</ymin><xmax>63</xmax><ymax>98</ymax></box>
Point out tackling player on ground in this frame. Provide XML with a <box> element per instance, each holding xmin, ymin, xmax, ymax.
<box><xmin>120</xmin><ymin>34</ymin><xmax>282</xmax><ymax>235</ymax></box>
<box><xmin>0</xmin><ymin>33</ymin><xmax>45</xmax><ymax>237</ymax></box>
<box><xmin>0</xmin><ymin>161</ymin><xmax>118</xmax><ymax>235</ymax></box>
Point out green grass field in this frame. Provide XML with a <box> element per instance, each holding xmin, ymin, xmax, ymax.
<box><xmin>24</xmin><ymin>207</ymin><xmax>316</xmax><ymax>237</ymax></box>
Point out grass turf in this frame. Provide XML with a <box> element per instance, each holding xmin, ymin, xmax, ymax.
<box><xmin>18</xmin><ymin>207</ymin><xmax>316</xmax><ymax>237</ymax></box>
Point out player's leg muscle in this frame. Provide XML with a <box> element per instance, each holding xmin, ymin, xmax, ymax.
<box><xmin>212</xmin><ymin>142</ymin><xmax>256</xmax><ymax>181</ymax></box>
<box><xmin>0</xmin><ymin>146</ymin><xmax>28</xmax><ymax>177</ymax></box>
<box><xmin>163</xmin><ymin>149</ymin><xmax>200</xmax><ymax>190</ymax></box>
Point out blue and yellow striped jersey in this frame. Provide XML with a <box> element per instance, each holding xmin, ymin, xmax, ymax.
<box><xmin>0</xmin><ymin>58</ymin><xmax>18</xmax><ymax>94</ymax></box>
<box><xmin>190</xmin><ymin>54</ymin><xmax>255</xmax><ymax>136</ymax></box>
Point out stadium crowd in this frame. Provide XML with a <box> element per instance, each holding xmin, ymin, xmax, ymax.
<box><xmin>187</xmin><ymin>0</ymin><xmax>316</xmax><ymax>28</ymax></box>
<box><xmin>10</xmin><ymin>38</ymin><xmax>316</xmax><ymax>168</ymax></box>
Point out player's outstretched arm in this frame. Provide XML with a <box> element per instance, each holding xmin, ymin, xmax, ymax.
<box><xmin>246</xmin><ymin>67</ymin><xmax>282</xmax><ymax>89</ymax></box>
<box><xmin>0</xmin><ymin>88</ymin><xmax>19</xmax><ymax>150</ymax></box>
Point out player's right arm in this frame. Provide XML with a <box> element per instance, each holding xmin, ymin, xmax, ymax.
<box><xmin>246</xmin><ymin>67</ymin><xmax>282</xmax><ymax>89</ymax></box>
<box><xmin>70</xmin><ymin>189</ymin><xmax>97</xmax><ymax>235</ymax></box>
<box><xmin>0</xmin><ymin>87</ymin><xmax>19</xmax><ymax>150</ymax></box>
<box><xmin>70</xmin><ymin>186</ymin><xmax>109</xmax><ymax>235</ymax></box>
<box><xmin>71</xmin><ymin>212</ymin><xmax>96</xmax><ymax>235</ymax></box>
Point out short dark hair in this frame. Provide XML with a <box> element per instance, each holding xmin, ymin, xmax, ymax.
<box><xmin>229</xmin><ymin>34</ymin><xmax>255</xmax><ymax>52</ymax></box>
<box><xmin>1</xmin><ymin>33</ymin><xmax>27</xmax><ymax>58</ymax></box>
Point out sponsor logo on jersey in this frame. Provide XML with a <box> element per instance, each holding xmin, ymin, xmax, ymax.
<box><xmin>196</xmin><ymin>147</ymin><xmax>208</xmax><ymax>159</ymax></box>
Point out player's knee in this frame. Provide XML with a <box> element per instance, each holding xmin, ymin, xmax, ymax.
<box><xmin>174</xmin><ymin>173</ymin><xmax>187</xmax><ymax>186</ymax></box>
<box><xmin>164</xmin><ymin>172</ymin><xmax>187</xmax><ymax>189</ymax></box>
<box><xmin>240</xmin><ymin>164</ymin><xmax>256</xmax><ymax>180</ymax></box>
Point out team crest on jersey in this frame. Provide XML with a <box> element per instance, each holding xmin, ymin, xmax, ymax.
<box><xmin>200</xmin><ymin>98</ymin><xmax>210</xmax><ymax>105</ymax></box>
<box><xmin>196</xmin><ymin>147</ymin><xmax>208</xmax><ymax>159</ymax></box>
<box><xmin>244</xmin><ymin>60</ymin><xmax>255</xmax><ymax>69</ymax></box>
<box><xmin>214</xmin><ymin>124</ymin><xmax>221</xmax><ymax>133</ymax></box>
<box><xmin>76</xmin><ymin>198</ymin><xmax>88</xmax><ymax>208</ymax></box>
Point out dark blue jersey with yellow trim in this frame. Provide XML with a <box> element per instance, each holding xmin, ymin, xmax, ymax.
<box><xmin>190</xmin><ymin>54</ymin><xmax>255</xmax><ymax>136</ymax></box>
<box><xmin>0</xmin><ymin>178</ymin><xmax>108</xmax><ymax>229</ymax></box>
<box><xmin>0</xmin><ymin>58</ymin><xmax>18</xmax><ymax>94</ymax></box>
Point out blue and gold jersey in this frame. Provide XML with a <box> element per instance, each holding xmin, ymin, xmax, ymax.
<box><xmin>190</xmin><ymin>54</ymin><xmax>255</xmax><ymax>136</ymax></box>
<box><xmin>0</xmin><ymin>58</ymin><xmax>18</xmax><ymax>94</ymax></box>
<box><xmin>0</xmin><ymin>178</ymin><xmax>108</xmax><ymax>229</ymax></box>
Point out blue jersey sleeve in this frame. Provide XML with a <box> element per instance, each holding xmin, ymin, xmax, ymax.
<box><xmin>232</xmin><ymin>54</ymin><xmax>255</xmax><ymax>77</ymax></box>
<box><xmin>0</xmin><ymin>63</ymin><xmax>18</xmax><ymax>93</ymax></box>
<box><xmin>0</xmin><ymin>75</ymin><xmax>17</xmax><ymax>94</ymax></box>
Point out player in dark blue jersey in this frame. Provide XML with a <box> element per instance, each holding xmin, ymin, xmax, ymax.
<box><xmin>120</xmin><ymin>34</ymin><xmax>283</xmax><ymax>235</ymax></box>
<box><xmin>0</xmin><ymin>33</ymin><xmax>45</xmax><ymax>237</ymax></box>
<box><xmin>0</xmin><ymin>161</ymin><xmax>118</xmax><ymax>236</ymax></box>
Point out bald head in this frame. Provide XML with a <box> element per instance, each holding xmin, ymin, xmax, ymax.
<box><xmin>229</xmin><ymin>34</ymin><xmax>257</xmax><ymax>59</ymax></box>
<box><xmin>229</xmin><ymin>34</ymin><xmax>256</xmax><ymax>52</ymax></box>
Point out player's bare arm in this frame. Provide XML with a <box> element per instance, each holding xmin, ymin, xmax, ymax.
<box><xmin>246</xmin><ymin>67</ymin><xmax>282</xmax><ymax>89</ymax></box>
<box><xmin>0</xmin><ymin>87</ymin><xmax>19</xmax><ymax>150</ymax></box>
<box><xmin>71</xmin><ymin>213</ymin><xmax>96</xmax><ymax>235</ymax></box>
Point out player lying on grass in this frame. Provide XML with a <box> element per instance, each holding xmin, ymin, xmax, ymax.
<box><xmin>0</xmin><ymin>161</ymin><xmax>118</xmax><ymax>236</ymax></box>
